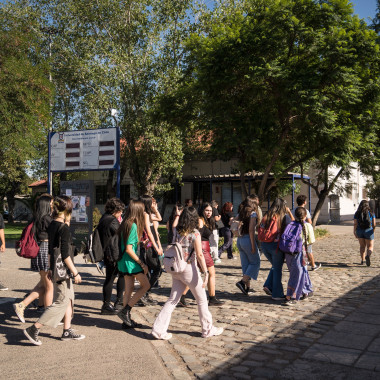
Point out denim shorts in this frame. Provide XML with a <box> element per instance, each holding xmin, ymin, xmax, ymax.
<box><xmin>356</xmin><ymin>227</ymin><xmax>374</xmax><ymax>240</ymax></box>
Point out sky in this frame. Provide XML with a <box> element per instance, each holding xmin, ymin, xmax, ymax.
<box><xmin>351</xmin><ymin>0</ymin><xmax>377</xmax><ymax>21</ymax></box>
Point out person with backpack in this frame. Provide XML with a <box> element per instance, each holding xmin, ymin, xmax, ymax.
<box><xmin>98</xmin><ymin>198</ymin><xmax>125</xmax><ymax>315</ymax></box>
<box><xmin>280</xmin><ymin>207</ymin><xmax>314</xmax><ymax>306</ymax></box>
<box><xmin>152</xmin><ymin>206</ymin><xmax>224</xmax><ymax>340</ymax></box>
<box><xmin>117</xmin><ymin>200</ymin><xmax>150</xmax><ymax>328</ymax></box>
<box><xmin>138</xmin><ymin>195</ymin><xmax>163</xmax><ymax>305</ymax></box>
<box><xmin>235</xmin><ymin>199</ymin><xmax>261</xmax><ymax>295</ymax></box>
<box><xmin>293</xmin><ymin>195</ymin><xmax>321</xmax><ymax>271</ymax></box>
<box><xmin>258</xmin><ymin>198</ymin><xmax>294</xmax><ymax>301</ymax></box>
<box><xmin>354</xmin><ymin>200</ymin><xmax>376</xmax><ymax>266</ymax></box>
<box><xmin>23</xmin><ymin>195</ymin><xmax>85</xmax><ymax>346</ymax></box>
<box><xmin>14</xmin><ymin>194</ymin><xmax>53</xmax><ymax>322</ymax></box>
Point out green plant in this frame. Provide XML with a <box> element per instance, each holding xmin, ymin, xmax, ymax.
<box><xmin>314</xmin><ymin>228</ymin><xmax>329</xmax><ymax>240</ymax></box>
<box><xmin>92</xmin><ymin>208</ymin><xmax>102</xmax><ymax>229</ymax></box>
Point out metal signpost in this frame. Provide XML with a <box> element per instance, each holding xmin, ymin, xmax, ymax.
<box><xmin>47</xmin><ymin>127</ymin><xmax>121</xmax><ymax>247</ymax></box>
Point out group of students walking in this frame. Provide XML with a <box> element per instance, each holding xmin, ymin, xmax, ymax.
<box><xmin>12</xmin><ymin>192</ymin><xmax>376</xmax><ymax>345</ymax></box>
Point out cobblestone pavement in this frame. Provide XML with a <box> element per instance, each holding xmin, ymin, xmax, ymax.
<box><xmin>136</xmin><ymin>226</ymin><xmax>380</xmax><ymax>380</ymax></box>
<box><xmin>1</xmin><ymin>225</ymin><xmax>379</xmax><ymax>380</ymax></box>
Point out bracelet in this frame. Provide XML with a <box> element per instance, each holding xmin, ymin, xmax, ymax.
<box><xmin>74</xmin><ymin>273</ymin><xmax>79</xmax><ymax>277</ymax></box>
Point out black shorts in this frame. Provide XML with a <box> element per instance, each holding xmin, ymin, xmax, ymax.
<box><xmin>119</xmin><ymin>270</ymin><xmax>144</xmax><ymax>277</ymax></box>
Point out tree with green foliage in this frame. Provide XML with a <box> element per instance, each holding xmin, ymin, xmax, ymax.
<box><xmin>7</xmin><ymin>0</ymin><xmax>200</xmax><ymax>196</ymax></box>
<box><xmin>180</xmin><ymin>0</ymin><xmax>380</xmax><ymax>224</ymax></box>
<box><xmin>0</xmin><ymin>9</ymin><xmax>53</xmax><ymax>220</ymax></box>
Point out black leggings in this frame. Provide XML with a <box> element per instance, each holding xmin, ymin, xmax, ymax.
<box><xmin>140</xmin><ymin>245</ymin><xmax>162</xmax><ymax>290</ymax></box>
<box><xmin>102</xmin><ymin>262</ymin><xmax>125</xmax><ymax>303</ymax></box>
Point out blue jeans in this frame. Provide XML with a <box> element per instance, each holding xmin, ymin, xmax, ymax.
<box><xmin>219</xmin><ymin>227</ymin><xmax>233</xmax><ymax>258</ymax></box>
<box><xmin>237</xmin><ymin>235</ymin><xmax>261</xmax><ymax>281</ymax></box>
<box><xmin>261</xmin><ymin>242</ymin><xmax>285</xmax><ymax>298</ymax></box>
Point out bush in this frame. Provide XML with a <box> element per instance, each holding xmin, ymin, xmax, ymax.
<box><xmin>314</xmin><ymin>228</ymin><xmax>329</xmax><ymax>239</ymax></box>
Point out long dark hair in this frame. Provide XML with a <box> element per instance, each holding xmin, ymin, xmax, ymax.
<box><xmin>139</xmin><ymin>194</ymin><xmax>153</xmax><ymax>215</ymax></box>
<box><xmin>118</xmin><ymin>199</ymin><xmax>145</xmax><ymax>248</ymax></box>
<box><xmin>177</xmin><ymin>207</ymin><xmax>199</xmax><ymax>236</ymax></box>
<box><xmin>238</xmin><ymin>199</ymin><xmax>257</xmax><ymax>235</ymax></box>
<box><xmin>34</xmin><ymin>194</ymin><xmax>53</xmax><ymax>231</ymax></box>
<box><xmin>357</xmin><ymin>200</ymin><xmax>371</xmax><ymax>217</ymax></box>
<box><xmin>295</xmin><ymin>207</ymin><xmax>307</xmax><ymax>252</ymax></box>
<box><xmin>264</xmin><ymin>198</ymin><xmax>287</xmax><ymax>232</ymax></box>
<box><xmin>200</xmin><ymin>202</ymin><xmax>215</xmax><ymax>230</ymax></box>
<box><xmin>168</xmin><ymin>203</ymin><xmax>184</xmax><ymax>227</ymax></box>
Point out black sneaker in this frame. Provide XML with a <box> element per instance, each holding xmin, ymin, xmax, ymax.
<box><xmin>365</xmin><ymin>255</ymin><xmax>371</xmax><ymax>267</ymax></box>
<box><xmin>0</xmin><ymin>283</ymin><xmax>8</xmax><ymax>291</ymax></box>
<box><xmin>101</xmin><ymin>302</ymin><xmax>118</xmax><ymax>315</ymax></box>
<box><xmin>246</xmin><ymin>288</ymin><xmax>255</xmax><ymax>296</ymax></box>
<box><xmin>145</xmin><ymin>294</ymin><xmax>158</xmax><ymax>305</ymax></box>
<box><xmin>208</xmin><ymin>297</ymin><xmax>225</xmax><ymax>306</ymax></box>
<box><xmin>24</xmin><ymin>325</ymin><xmax>42</xmax><ymax>346</ymax></box>
<box><xmin>311</xmin><ymin>263</ymin><xmax>321</xmax><ymax>271</ymax></box>
<box><xmin>113</xmin><ymin>300</ymin><xmax>124</xmax><ymax>311</ymax></box>
<box><xmin>61</xmin><ymin>328</ymin><xmax>85</xmax><ymax>341</ymax></box>
<box><xmin>235</xmin><ymin>280</ymin><xmax>248</xmax><ymax>295</ymax></box>
<box><xmin>300</xmin><ymin>292</ymin><xmax>314</xmax><ymax>300</ymax></box>
<box><xmin>178</xmin><ymin>295</ymin><xmax>189</xmax><ymax>307</ymax></box>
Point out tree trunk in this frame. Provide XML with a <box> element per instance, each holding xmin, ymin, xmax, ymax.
<box><xmin>240</xmin><ymin>172</ymin><xmax>248</xmax><ymax>200</ymax></box>
<box><xmin>311</xmin><ymin>189</ymin><xmax>328</xmax><ymax>228</ymax></box>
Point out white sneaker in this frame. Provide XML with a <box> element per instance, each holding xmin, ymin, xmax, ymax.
<box><xmin>208</xmin><ymin>326</ymin><xmax>224</xmax><ymax>337</ymax></box>
<box><xmin>152</xmin><ymin>331</ymin><xmax>172</xmax><ymax>340</ymax></box>
<box><xmin>213</xmin><ymin>258</ymin><xmax>222</xmax><ymax>264</ymax></box>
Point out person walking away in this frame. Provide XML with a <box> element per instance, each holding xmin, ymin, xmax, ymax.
<box><xmin>258</xmin><ymin>198</ymin><xmax>294</xmax><ymax>301</ymax></box>
<box><xmin>23</xmin><ymin>195</ymin><xmax>85</xmax><ymax>345</ymax></box>
<box><xmin>210</xmin><ymin>200</ymin><xmax>221</xmax><ymax>264</ymax></box>
<box><xmin>199</xmin><ymin>203</ymin><xmax>224</xmax><ymax>306</ymax></box>
<box><xmin>98</xmin><ymin>198</ymin><xmax>125</xmax><ymax>315</ymax></box>
<box><xmin>14</xmin><ymin>194</ymin><xmax>54</xmax><ymax>322</ymax></box>
<box><xmin>152</xmin><ymin>206</ymin><xmax>224</xmax><ymax>340</ymax></box>
<box><xmin>166</xmin><ymin>203</ymin><xmax>184</xmax><ymax>245</ymax></box>
<box><xmin>235</xmin><ymin>199</ymin><xmax>261</xmax><ymax>295</ymax></box>
<box><xmin>218</xmin><ymin>202</ymin><xmax>235</xmax><ymax>259</ymax></box>
<box><xmin>294</xmin><ymin>195</ymin><xmax>321</xmax><ymax>270</ymax></box>
<box><xmin>117</xmin><ymin>200</ymin><xmax>150</xmax><ymax>328</ymax></box>
<box><xmin>138</xmin><ymin>195</ymin><xmax>163</xmax><ymax>305</ymax></box>
<box><xmin>0</xmin><ymin>212</ymin><xmax>6</xmax><ymax>291</ymax></box>
<box><xmin>283</xmin><ymin>207</ymin><xmax>314</xmax><ymax>306</ymax></box>
<box><xmin>354</xmin><ymin>200</ymin><xmax>376</xmax><ymax>266</ymax></box>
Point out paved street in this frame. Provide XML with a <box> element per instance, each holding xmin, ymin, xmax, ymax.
<box><xmin>1</xmin><ymin>224</ymin><xmax>379</xmax><ymax>380</ymax></box>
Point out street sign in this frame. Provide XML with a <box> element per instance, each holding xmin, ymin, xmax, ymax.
<box><xmin>49</xmin><ymin>128</ymin><xmax>118</xmax><ymax>172</ymax></box>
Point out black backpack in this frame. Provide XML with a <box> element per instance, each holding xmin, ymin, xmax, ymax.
<box><xmin>86</xmin><ymin>228</ymin><xmax>104</xmax><ymax>263</ymax></box>
<box><xmin>104</xmin><ymin>234</ymin><xmax>122</xmax><ymax>264</ymax></box>
<box><xmin>357</xmin><ymin>211</ymin><xmax>371</xmax><ymax>229</ymax></box>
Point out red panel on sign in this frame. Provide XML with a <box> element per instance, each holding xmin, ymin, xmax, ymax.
<box><xmin>99</xmin><ymin>150</ymin><xmax>114</xmax><ymax>156</ymax></box>
<box><xmin>99</xmin><ymin>141</ymin><xmax>114</xmax><ymax>147</ymax></box>
<box><xmin>66</xmin><ymin>143</ymin><xmax>80</xmax><ymax>149</ymax></box>
<box><xmin>99</xmin><ymin>160</ymin><xmax>114</xmax><ymax>166</ymax></box>
<box><xmin>66</xmin><ymin>152</ymin><xmax>80</xmax><ymax>158</ymax></box>
<box><xmin>66</xmin><ymin>161</ymin><xmax>80</xmax><ymax>167</ymax></box>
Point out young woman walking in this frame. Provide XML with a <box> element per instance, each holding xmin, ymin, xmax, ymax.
<box><xmin>98</xmin><ymin>197</ymin><xmax>125</xmax><ymax>315</ymax></box>
<box><xmin>14</xmin><ymin>194</ymin><xmax>54</xmax><ymax>322</ymax></box>
<box><xmin>199</xmin><ymin>203</ymin><xmax>224</xmax><ymax>306</ymax></box>
<box><xmin>258</xmin><ymin>198</ymin><xmax>294</xmax><ymax>301</ymax></box>
<box><xmin>354</xmin><ymin>200</ymin><xmax>376</xmax><ymax>266</ymax></box>
<box><xmin>23</xmin><ymin>195</ymin><xmax>85</xmax><ymax>345</ymax></box>
<box><xmin>218</xmin><ymin>202</ymin><xmax>235</xmax><ymax>260</ymax></box>
<box><xmin>235</xmin><ymin>199</ymin><xmax>261</xmax><ymax>295</ymax></box>
<box><xmin>283</xmin><ymin>207</ymin><xmax>313</xmax><ymax>306</ymax></box>
<box><xmin>152</xmin><ymin>206</ymin><xmax>223</xmax><ymax>339</ymax></box>
<box><xmin>117</xmin><ymin>200</ymin><xmax>150</xmax><ymax>328</ymax></box>
<box><xmin>138</xmin><ymin>195</ymin><xmax>163</xmax><ymax>305</ymax></box>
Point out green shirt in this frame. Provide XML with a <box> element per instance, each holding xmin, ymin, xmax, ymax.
<box><xmin>117</xmin><ymin>223</ymin><xmax>142</xmax><ymax>274</ymax></box>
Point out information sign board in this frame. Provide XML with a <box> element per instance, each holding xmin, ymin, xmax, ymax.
<box><xmin>50</xmin><ymin>128</ymin><xmax>119</xmax><ymax>172</ymax></box>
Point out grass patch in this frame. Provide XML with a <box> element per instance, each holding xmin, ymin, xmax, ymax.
<box><xmin>314</xmin><ymin>228</ymin><xmax>329</xmax><ymax>240</ymax></box>
<box><xmin>4</xmin><ymin>223</ymin><xmax>26</xmax><ymax>239</ymax></box>
<box><xmin>158</xmin><ymin>226</ymin><xmax>168</xmax><ymax>245</ymax></box>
